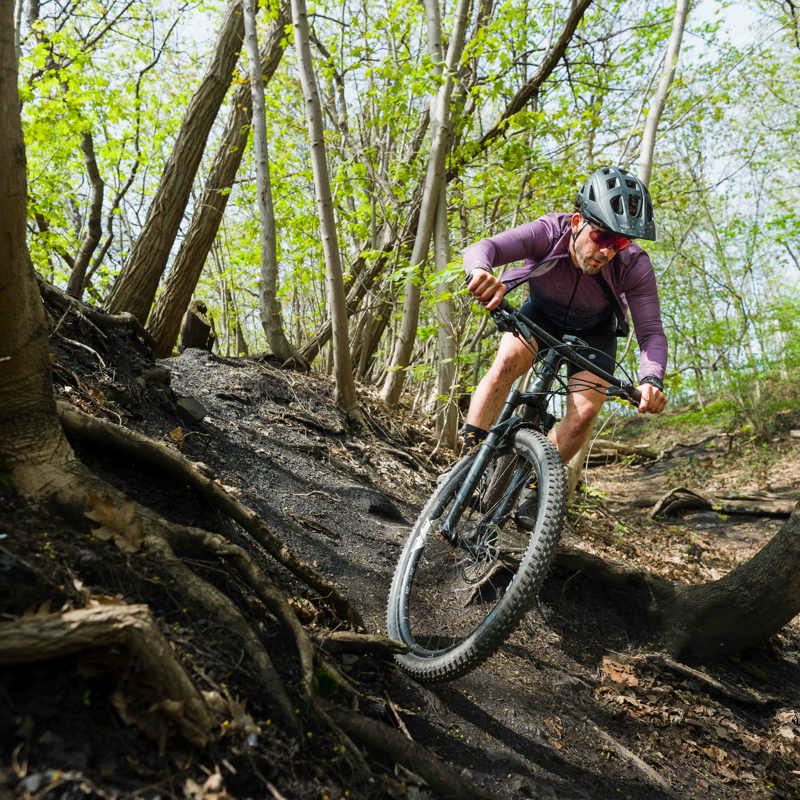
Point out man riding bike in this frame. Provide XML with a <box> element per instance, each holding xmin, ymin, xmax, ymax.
<box><xmin>462</xmin><ymin>165</ymin><xmax>668</xmax><ymax>464</ymax></box>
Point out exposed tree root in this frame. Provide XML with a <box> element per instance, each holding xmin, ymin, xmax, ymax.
<box><xmin>327</xmin><ymin>708</ymin><xmax>504</xmax><ymax>800</ymax></box>
<box><xmin>57</xmin><ymin>401</ymin><xmax>362</xmax><ymax>627</ymax></box>
<box><xmin>0</xmin><ymin>604</ymin><xmax>214</xmax><ymax>748</ymax></box>
<box><xmin>586</xmin><ymin>719</ymin><xmax>671</xmax><ymax>792</ymax></box>
<box><xmin>555</xmin><ymin>543</ymin><xmax>674</xmax><ymax>602</ymax></box>
<box><xmin>8</xmin><ymin>452</ymin><xmax>486</xmax><ymax>794</ymax></box>
<box><xmin>162</xmin><ymin>522</ymin><xmax>316</xmax><ymax>699</ymax></box>
<box><xmin>138</xmin><ymin>516</ymin><xmax>297</xmax><ymax>728</ymax></box>
<box><xmin>60</xmin><ymin>466</ymin><xmax>300</xmax><ymax>728</ymax></box>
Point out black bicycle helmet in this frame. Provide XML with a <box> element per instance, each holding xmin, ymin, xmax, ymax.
<box><xmin>575</xmin><ymin>166</ymin><xmax>656</xmax><ymax>240</ymax></box>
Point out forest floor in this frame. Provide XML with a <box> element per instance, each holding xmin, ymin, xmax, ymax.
<box><xmin>2</xmin><ymin>295</ymin><xmax>800</xmax><ymax>800</ymax></box>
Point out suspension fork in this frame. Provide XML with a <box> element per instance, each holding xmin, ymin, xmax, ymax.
<box><xmin>438</xmin><ymin>388</ymin><xmax>524</xmax><ymax>544</ymax></box>
<box><xmin>438</xmin><ymin>348</ymin><xmax>564</xmax><ymax>545</ymax></box>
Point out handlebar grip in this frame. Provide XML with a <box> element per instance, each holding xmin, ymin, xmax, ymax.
<box><xmin>497</xmin><ymin>298</ymin><xmax>512</xmax><ymax>313</ymax></box>
<box><xmin>607</xmin><ymin>384</ymin><xmax>641</xmax><ymax>405</ymax></box>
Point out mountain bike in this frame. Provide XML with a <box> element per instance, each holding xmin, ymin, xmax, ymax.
<box><xmin>386</xmin><ymin>298</ymin><xmax>641</xmax><ymax>683</ymax></box>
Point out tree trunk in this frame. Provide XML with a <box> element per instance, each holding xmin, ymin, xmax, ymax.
<box><xmin>638</xmin><ymin>0</ymin><xmax>690</xmax><ymax>186</ymax></box>
<box><xmin>290</xmin><ymin>0</ymin><xmax>358</xmax><ymax>416</ymax></box>
<box><xmin>655</xmin><ymin>504</ymin><xmax>800</xmax><ymax>661</ymax></box>
<box><xmin>0</xmin><ymin>0</ymin><xmax>76</xmax><ymax>496</ymax></box>
<box><xmin>242</xmin><ymin>0</ymin><xmax>305</xmax><ymax>366</ymax></box>
<box><xmin>146</xmin><ymin>2</ymin><xmax>289</xmax><ymax>359</ymax></box>
<box><xmin>105</xmin><ymin>0</ymin><xmax>245</xmax><ymax>324</ymax></box>
<box><xmin>433</xmin><ymin>183</ymin><xmax>459</xmax><ymax>449</ymax></box>
<box><xmin>380</xmin><ymin>0</ymin><xmax>470</xmax><ymax>406</ymax></box>
<box><xmin>66</xmin><ymin>131</ymin><xmax>104</xmax><ymax>299</ymax></box>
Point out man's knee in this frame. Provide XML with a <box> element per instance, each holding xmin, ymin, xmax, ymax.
<box><xmin>487</xmin><ymin>348</ymin><xmax>530</xmax><ymax>384</ymax></box>
<box><xmin>564</xmin><ymin>403</ymin><xmax>600</xmax><ymax>436</ymax></box>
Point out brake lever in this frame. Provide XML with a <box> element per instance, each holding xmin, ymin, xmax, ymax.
<box><xmin>606</xmin><ymin>383</ymin><xmax>641</xmax><ymax>406</ymax></box>
<box><xmin>490</xmin><ymin>306</ymin><xmax>517</xmax><ymax>333</ymax></box>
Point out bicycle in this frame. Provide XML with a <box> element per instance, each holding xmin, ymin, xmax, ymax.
<box><xmin>386</xmin><ymin>298</ymin><xmax>641</xmax><ymax>683</ymax></box>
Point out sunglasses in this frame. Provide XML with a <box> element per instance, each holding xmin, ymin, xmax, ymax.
<box><xmin>584</xmin><ymin>221</ymin><xmax>631</xmax><ymax>251</ymax></box>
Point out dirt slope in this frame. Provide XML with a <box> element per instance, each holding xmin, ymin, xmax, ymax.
<box><xmin>2</xmin><ymin>301</ymin><xmax>800</xmax><ymax>799</ymax></box>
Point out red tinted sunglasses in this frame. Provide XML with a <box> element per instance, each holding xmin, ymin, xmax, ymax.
<box><xmin>585</xmin><ymin>221</ymin><xmax>631</xmax><ymax>251</ymax></box>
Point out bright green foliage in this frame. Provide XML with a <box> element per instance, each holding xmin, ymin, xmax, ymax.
<box><xmin>19</xmin><ymin>1</ymin><xmax>217</xmax><ymax>292</ymax></box>
<box><xmin>14</xmin><ymin>0</ymin><xmax>800</xmax><ymax>435</ymax></box>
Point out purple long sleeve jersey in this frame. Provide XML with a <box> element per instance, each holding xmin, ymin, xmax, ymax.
<box><xmin>463</xmin><ymin>213</ymin><xmax>668</xmax><ymax>381</ymax></box>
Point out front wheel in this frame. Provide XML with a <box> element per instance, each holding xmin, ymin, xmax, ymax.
<box><xmin>386</xmin><ymin>427</ymin><xmax>566</xmax><ymax>683</ymax></box>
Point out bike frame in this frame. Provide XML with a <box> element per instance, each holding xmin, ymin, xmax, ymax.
<box><xmin>439</xmin><ymin>301</ymin><xmax>639</xmax><ymax>544</ymax></box>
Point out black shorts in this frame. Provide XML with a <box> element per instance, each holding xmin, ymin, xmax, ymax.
<box><xmin>519</xmin><ymin>299</ymin><xmax>617</xmax><ymax>378</ymax></box>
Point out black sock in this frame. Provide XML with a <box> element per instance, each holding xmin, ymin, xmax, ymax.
<box><xmin>461</xmin><ymin>424</ymin><xmax>488</xmax><ymax>455</ymax></box>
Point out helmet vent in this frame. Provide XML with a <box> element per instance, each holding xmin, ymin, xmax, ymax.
<box><xmin>576</xmin><ymin>165</ymin><xmax>656</xmax><ymax>240</ymax></box>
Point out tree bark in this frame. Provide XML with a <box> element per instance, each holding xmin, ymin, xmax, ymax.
<box><xmin>380</xmin><ymin>0</ymin><xmax>470</xmax><ymax>406</ymax></box>
<box><xmin>105</xmin><ymin>0</ymin><xmax>245</xmax><ymax>324</ymax></box>
<box><xmin>290</xmin><ymin>0</ymin><xmax>358</xmax><ymax>416</ymax></box>
<box><xmin>0</xmin><ymin>1</ymin><xmax>77</xmax><ymax>497</ymax></box>
<box><xmin>638</xmin><ymin>0</ymin><xmax>690</xmax><ymax>186</ymax></box>
<box><xmin>146</xmin><ymin>2</ymin><xmax>289</xmax><ymax>359</ymax></box>
<box><xmin>655</xmin><ymin>504</ymin><xmax>800</xmax><ymax>661</ymax></box>
<box><xmin>433</xmin><ymin>180</ymin><xmax>459</xmax><ymax>449</ymax></box>
<box><xmin>242</xmin><ymin>0</ymin><xmax>305</xmax><ymax>366</ymax></box>
<box><xmin>66</xmin><ymin>131</ymin><xmax>104</xmax><ymax>299</ymax></box>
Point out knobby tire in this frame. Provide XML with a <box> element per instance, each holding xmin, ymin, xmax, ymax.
<box><xmin>386</xmin><ymin>427</ymin><xmax>567</xmax><ymax>683</ymax></box>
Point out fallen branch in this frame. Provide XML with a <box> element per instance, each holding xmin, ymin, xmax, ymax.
<box><xmin>651</xmin><ymin>487</ymin><xmax>796</xmax><ymax>519</ymax></box>
<box><xmin>587</xmin><ymin>719</ymin><xmax>671</xmax><ymax>792</ymax></box>
<box><xmin>313</xmin><ymin>630</ymin><xmax>407</xmax><ymax>657</ymax></box>
<box><xmin>588</xmin><ymin>438</ymin><xmax>659</xmax><ymax>464</ymax></box>
<box><xmin>634</xmin><ymin>652</ymin><xmax>778</xmax><ymax>706</ymax></box>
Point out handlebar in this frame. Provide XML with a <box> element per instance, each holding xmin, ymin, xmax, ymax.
<box><xmin>490</xmin><ymin>298</ymin><xmax>642</xmax><ymax>406</ymax></box>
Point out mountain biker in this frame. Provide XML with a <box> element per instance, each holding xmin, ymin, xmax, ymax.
<box><xmin>462</xmin><ymin>165</ymin><xmax>668</xmax><ymax>465</ymax></box>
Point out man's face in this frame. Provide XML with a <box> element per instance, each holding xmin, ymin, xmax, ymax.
<box><xmin>569</xmin><ymin>213</ymin><xmax>629</xmax><ymax>275</ymax></box>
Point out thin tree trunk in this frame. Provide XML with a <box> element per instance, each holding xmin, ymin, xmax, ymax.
<box><xmin>433</xmin><ymin>182</ymin><xmax>459</xmax><ymax>449</ymax></box>
<box><xmin>638</xmin><ymin>0</ymin><xmax>690</xmax><ymax>186</ymax></box>
<box><xmin>105</xmin><ymin>0</ymin><xmax>245</xmax><ymax>324</ymax></box>
<box><xmin>381</xmin><ymin>0</ymin><xmax>470</xmax><ymax>406</ymax></box>
<box><xmin>146</xmin><ymin>2</ymin><xmax>289</xmax><ymax>359</ymax></box>
<box><xmin>242</xmin><ymin>0</ymin><xmax>305</xmax><ymax>366</ymax></box>
<box><xmin>66</xmin><ymin>131</ymin><xmax>104</xmax><ymax>299</ymax></box>
<box><xmin>290</xmin><ymin>0</ymin><xmax>358</xmax><ymax>416</ymax></box>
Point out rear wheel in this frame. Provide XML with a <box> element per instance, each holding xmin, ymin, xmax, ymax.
<box><xmin>386</xmin><ymin>427</ymin><xmax>566</xmax><ymax>683</ymax></box>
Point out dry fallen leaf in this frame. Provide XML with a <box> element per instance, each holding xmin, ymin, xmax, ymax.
<box><xmin>601</xmin><ymin>656</ymin><xmax>639</xmax><ymax>687</ymax></box>
<box><xmin>85</xmin><ymin>495</ymin><xmax>144</xmax><ymax>553</ymax></box>
<box><xmin>168</xmin><ymin>426</ymin><xmax>185</xmax><ymax>450</ymax></box>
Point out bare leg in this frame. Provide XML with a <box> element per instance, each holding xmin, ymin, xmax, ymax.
<box><xmin>466</xmin><ymin>332</ymin><xmax>537</xmax><ymax>431</ymax></box>
<box><xmin>549</xmin><ymin>369</ymin><xmax>609</xmax><ymax>463</ymax></box>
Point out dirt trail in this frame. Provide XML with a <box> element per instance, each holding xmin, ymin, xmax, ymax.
<box><xmin>4</xmin><ymin>327</ymin><xmax>800</xmax><ymax>799</ymax></box>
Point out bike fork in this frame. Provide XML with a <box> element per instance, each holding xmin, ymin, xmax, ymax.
<box><xmin>439</xmin><ymin>390</ymin><xmax>524</xmax><ymax>544</ymax></box>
